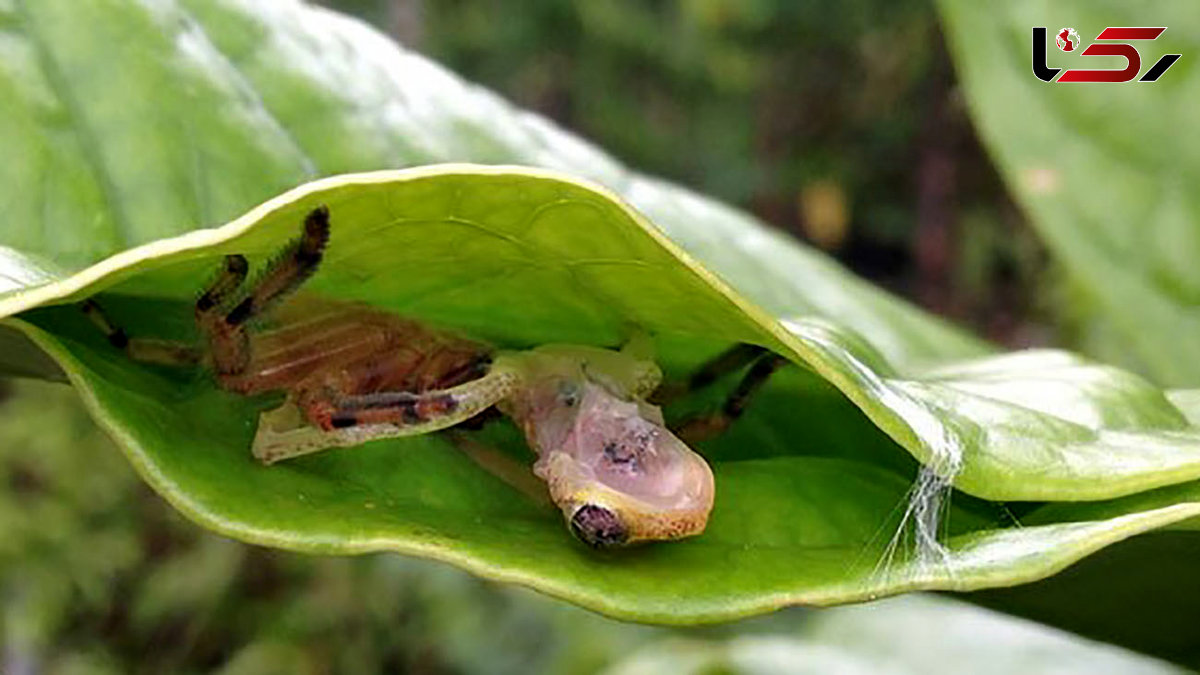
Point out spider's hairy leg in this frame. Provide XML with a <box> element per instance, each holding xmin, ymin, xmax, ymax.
<box><xmin>200</xmin><ymin>206</ymin><xmax>330</xmax><ymax>376</ymax></box>
<box><xmin>80</xmin><ymin>299</ymin><xmax>201</xmax><ymax>366</ymax></box>
<box><xmin>195</xmin><ymin>254</ymin><xmax>250</xmax><ymax>316</ymax></box>
<box><xmin>228</xmin><ymin>205</ymin><xmax>330</xmax><ymax>325</ymax></box>
<box><xmin>194</xmin><ymin>253</ymin><xmax>251</xmax><ymax>375</ymax></box>
<box><xmin>653</xmin><ymin>343</ymin><xmax>767</xmax><ymax>404</ymax></box>
<box><xmin>251</xmin><ymin>364</ymin><xmax>519</xmax><ymax>464</ymax></box>
<box><xmin>672</xmin><ymin>350</ymin><xmax>789</xmax><ymax>443</ymax></box>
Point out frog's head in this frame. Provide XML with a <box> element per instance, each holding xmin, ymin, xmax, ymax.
<box><xmin>531</xmin><ymin>380</ymin><xmax>714</xmax><ymax>548</ymax></box>
<box><xmin>499</xmin><ymin>344</ymin><xmax>715</xmax><ymax>547</ymax></box>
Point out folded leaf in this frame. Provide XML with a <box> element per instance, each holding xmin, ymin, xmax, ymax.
<box><xmin>5</xmin><ymin>168</ymin><xmax>1200</xmax><ymax>623</ymax></box>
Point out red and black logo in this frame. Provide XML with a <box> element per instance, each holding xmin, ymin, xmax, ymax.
<box><xmin>1033</xmin><ymin>27</ymin><xmax>1181</xmax><ymax>83</ymax></box>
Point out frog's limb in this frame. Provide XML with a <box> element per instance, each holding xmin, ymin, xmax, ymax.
<box><xmin>201</xmin><ymin>206</ymin><xmax>329</xmax><ymax>376</ymax></box>
<box><xmin>618</xmin><ymin>330</ymin><xmax>655</xmax><ymax>361</ymax></box>
<box><xmin>672</xmin><ymin>351</ymin><xmax>789</xmax><ymax>442</ymax></box>
<box><xmin>80</xmin><ymin>299</ymin><xmax>202</xmax><ymax>366</ymax></box>
<box><xmin>686</xmin><ymin>344</ymin><xmax>770</xmax><ymax>391</ymax></box>
<box><xmin>444</xmin><ymin>430</ymin><xmax>552</xmax><ymax>505</ymax></box>
<box><xmin>252</xmin><ymin>365</ymin><xmax>521</xmax><ymax>464</ymax></box>
<box><xmin>511</xmin><ymin>344</ymin><xmax>662</xmax><ymax>401</ymax></box>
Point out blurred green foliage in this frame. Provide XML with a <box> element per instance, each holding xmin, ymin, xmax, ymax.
<box><xmin>939</xmin><ymin>0</ymin><xmax>1200</xmax><ymax>387</ymax></box>
<box><xmin>392</xmin><ymin>0</ymin><xmax>1047</xmax><ymax>341</ymax></box>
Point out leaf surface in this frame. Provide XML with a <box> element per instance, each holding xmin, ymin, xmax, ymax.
<box><xmin>937</xmin><ymin>0</ymin><xmax>1200</xmax><ymax>385</ymax></box>
<box><xmin>2</xmin><ymin>0</ymin><xmax>1200</xmax><ymax>627</ymax></box>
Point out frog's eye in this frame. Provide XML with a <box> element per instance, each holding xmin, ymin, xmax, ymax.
<box><xmin>557</xmin><ymin>380</ymin><xmax>580</xmax><ymax>408</ymax></box>
<box><xmin>569</xmin><ymin>503</ymin><xmax>628</xmax><ymax>548</ymax></box>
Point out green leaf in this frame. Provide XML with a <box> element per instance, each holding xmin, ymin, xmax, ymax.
<box><xmin>3</xmin><ymin>0</ymin><xmax>1200</xmax><ymax>629</ymax></box>
<box><xmin>971</xmin><ymin>470</ymin><xmax>1200</xmax><ymax>665</ymax></box>
<box><xmin>609</xmin><ymin>595</ymin><xmax>1186</xmax><ymax>674</ymax></box>
<box><xmin>5</xmin><ymin>168</ymin><xmax>1200</xmax><ymax>625</ymax></box>
<box><xmin>936</xmin><ymin>0</ymin><xmax>1200</xmax><ymax>386</ymax></box>
<box><xmin>929</xmin><ymin>4</ymin><xmax>1200</xmax><ymax>657</ymax></box>
<box><xmin>2</xmin><ymin>376</ymin><xmax>1183</xmax><ymax>672</ymax></box>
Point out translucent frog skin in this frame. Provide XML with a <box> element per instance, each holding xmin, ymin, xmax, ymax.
<box><xmin>496</xmin><ymin>346</ymin><xmax>716</xmax><ymax>547</ymax></box>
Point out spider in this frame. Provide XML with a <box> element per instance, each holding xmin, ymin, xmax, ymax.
<box><xmin>82</xmin><ymin>206</ymin><xmax>787</xmax><ymax>548</ymax></box>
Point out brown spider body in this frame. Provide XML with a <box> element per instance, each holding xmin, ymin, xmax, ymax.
<box><xmin>221</xmin><ymin>304</ymin><xmax>491</xmax><ymax>431</ymax></box>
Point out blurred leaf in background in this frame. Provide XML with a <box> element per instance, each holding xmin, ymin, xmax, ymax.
<box><xmin>395</xmin><ymin>0</ymin><xmax>1051</xmax><ymax>344</ymax></box>
<box><xmin>938</xmin><ymin>0</ymin><xmax>1200</xmax><ymax>386</ymax></box>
